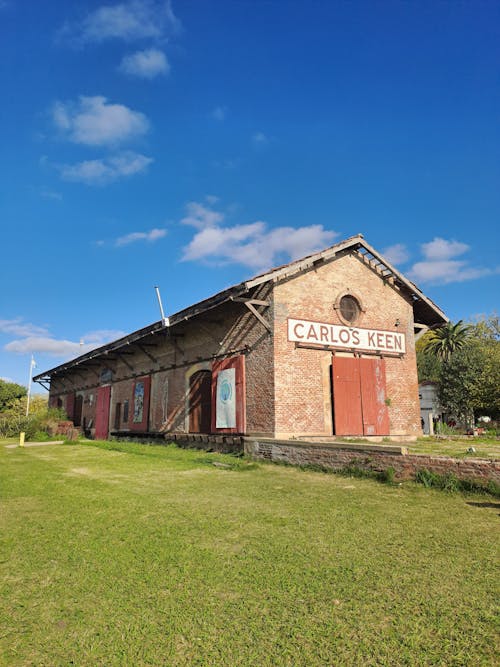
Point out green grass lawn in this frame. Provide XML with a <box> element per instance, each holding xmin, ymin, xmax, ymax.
<box><xmin>408</xmin><ymin>436</ymin><xmax>500</xmax><ymax>459</ymax></box>
<box><xmin>1</xmin><ymin>440</ymin><xmax>499</xmax><ymax>666</ymax></box>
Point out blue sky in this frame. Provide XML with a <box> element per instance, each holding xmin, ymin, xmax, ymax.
<box><xmin>1</xmin><ymin>0</ymin><xmax>498</xmax><ymax>389</ymax></box>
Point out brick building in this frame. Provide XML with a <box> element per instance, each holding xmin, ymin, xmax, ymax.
<box><xmin>34</xmin><ymin>235</ymin><xmax>447</xmax><ymax>442</ymax></box>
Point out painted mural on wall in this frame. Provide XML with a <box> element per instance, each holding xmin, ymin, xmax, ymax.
<box><xmin>133</xmin><ymin>381</ymin><xmax>145</xmax><ymax>423</ymax></box>
<box><xmin>216</xmin><ymin>368</ymin><xmax>236</xmax><ymax>428</ymax></box>
<box><xmin>100</xmin><ymin>368</ymin><xmax>113</xmax><ymax>384</ymax></box>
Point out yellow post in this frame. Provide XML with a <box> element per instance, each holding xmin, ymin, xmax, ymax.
<box><xmin>19</xmin><ymin>432</ymin><xmax>25</xmax><ymax>447</ymax></box>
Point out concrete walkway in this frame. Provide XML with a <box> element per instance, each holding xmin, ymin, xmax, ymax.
<box><xmin>4</xmin><ymin>440</ymin><xmax>64</xmax><ymax>449</ymax></box>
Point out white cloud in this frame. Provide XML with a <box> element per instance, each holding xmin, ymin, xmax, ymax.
<box><xmin>119</xmin><ymin>48</ymin><xmax>170</xmax><ymax>78</ymax></box>
<box><xmin>40</xmin><ymin>188</ymin><xmax>63</xmax><ymax>201</ymax></box>
<box><xmin>83</xmin><ymin>329</ymin><xmax>127</xmax><ymax>343</ymax></box>
<box><xmin>211</xmin><ymin>106</ymin><xmax>227</xmax><ymax>121</ymax></box>
<box><xmin>63</xmin><ymin>0</ymin><xmax>181</xmax><ymax>44</ymax></box>
<box><xmin>60</xmin><ymin>151</ymin><xmax>153</xmax><ymax>185</ymax></box>
<box><xmin>408</xmin><ymin>236</ymin><xmax>498</xmax><ymax>285</ymax></box>
<box><xmin>409</xmin><ymin>260</ymin><xmax>493</xmax><ymax>285</ymax></box>
<box><xmin>420</xmin><ymin>237</ymin><xmax>469</xmax><ymax>261</ymax></box>
<box><xmin>115</xmin><ymin>227</ymin><xmax>167</xmax><ymax>246</ymax></box>
<box><xmin>5</xmin><ymin>330</ymin><xmax>126</xmax><ymax>358</ymax></box>
<box><xmin>212</xmin><ymin>157</ymin><xmax>240</xmax><ymax>170</ymax></box>
<box><xmin>180</xmin><ymin>201</ymin><xmax>338</xmax><ymax>270</ymax></box>
<box><xmin>382</xmin><ymin>243</ymin><xmax>409</xmax><ymax>265</ymax></box>
<box><xmin>252</xmin><ymin>131</ymin><xmax>268</xmax><ymax>145</ymax></box>
<box><xmin>53</xmin><ymin>96</ymin><xmax>149</xmax><ymax>146</ymax></box>
<box><xmin>0</xmin><ymin>319</ymin><xmax>49</xmax><ymax>338</ymax></box>
<box><xmin>181</xmin><ymin>201</ymin><xmax>225</xmax><ymax>229</ymax></box>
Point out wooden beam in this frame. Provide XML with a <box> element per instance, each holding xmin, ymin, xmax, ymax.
<box><xmin>115</xmin><ymin>351</ymin><xmax>134</xmax><ymax>371</ymax></box>
<box><xmin>233</xmin><ymin>297</ymin><xmax>270</xmax><ymax>307</ymax></box>
<box><xmin>195</xmin><ymin>322</ymin><xmax>223</xmax><ymax>346</ymax></box>
<box><xmin>136</xmin><ymin>343</ymin><xmax>159</xmax><ymax>364</ymax></box>
<box><xmin>244</xmin><ymin>302</ymin><xmax>271</xmax><ymax>332</ymax></box>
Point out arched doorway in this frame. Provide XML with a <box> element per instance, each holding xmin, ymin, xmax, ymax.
<box><xmin>188</xmin><ymin>370</ymin><xmax>212</xmax><ymax>433</ymax></box>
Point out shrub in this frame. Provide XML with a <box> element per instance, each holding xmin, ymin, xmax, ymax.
<box><xmin>0</xmin><ymin>398</ymin><xmax>67</xmax><ymax>440</ymax></box>
<box><xmin>415</xmin><ymin>468</ymin><xmax>500</xmax><ymax>498</ymax></box>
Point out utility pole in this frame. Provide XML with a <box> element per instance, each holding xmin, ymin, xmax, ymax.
<box><xmin>154</xmin><ymin>286</ymin><xmax>170</xmax><ymax>327</ymax></box>
<box><xmin>26</xmin><ymin>354</ymin><xmax>35</xmax><ymax>417</ymax></box>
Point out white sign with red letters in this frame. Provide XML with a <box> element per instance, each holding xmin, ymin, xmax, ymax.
<box><xmin>287</xmin><ymin>318</ymin><xmax>406</xmax><ymax>354</ymax></box>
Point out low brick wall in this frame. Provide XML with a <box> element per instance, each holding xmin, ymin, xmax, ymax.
<box><xmin>244</xmin><ymin>438</ymin><xmax>500</xmax><ymax>484</ymax></box>
<box><xmin>112</xmin><ymin>431</ymin><xmax>244</xmax><ymax>454</ymax></box>
<box><xmin>166</xmin><ymin>433</ymin><xmax>244</xmax><ymax>454</ymax></box>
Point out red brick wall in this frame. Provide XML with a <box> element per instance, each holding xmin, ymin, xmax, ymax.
<box><xmin>46</xmin><ymin>253</ymin><xmax>423</xmax><ymax>440</ymax></box>
<box><xmin>246</xmin><ymin>439</ymin><xmax>500</xmax><ymax>485</ymax></box>
<box><xmin>48</xmin><ymin>289</ymin><xmax>276</xmax><ymax>438</ymax></box>
<box><xmin>272</xmin><ymin>253</ymin><xmax>420</xmax><ymax>438</ymax></box>
<box><xmin>110</xmin><ymin>379</ymin><xmax>135</xmax><ymax>431</ymax></box>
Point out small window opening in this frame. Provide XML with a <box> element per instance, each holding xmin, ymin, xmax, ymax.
<box><xmin>114</xmin><ymin>403</ymin><xmax>122</xmax><ymax>430</ymax></box>
<box><xmin>123</xmin><ymin>400</ymin><xmax>129</xmax><ymax>423</ymax></box>
<box><xmin>339</xmin><ymin>295</ymin><xmax>361</xmax><ymax>324</ymax></box>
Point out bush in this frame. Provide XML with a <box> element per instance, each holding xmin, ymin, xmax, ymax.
<box><xmin>415</xmin><ymin>468</ymin><xmax>500</xmax><ymax>497</ymax></box>
<box><xmin>0</xmin><ymin>396</ymin><xmax>67</xmax><ymax>440</ymax></box>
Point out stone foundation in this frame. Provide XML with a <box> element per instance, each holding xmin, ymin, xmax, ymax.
<box><xmin>244</xmin><ymin>438</ymin><xmax>500</xmax><ymax>485</ymax></box>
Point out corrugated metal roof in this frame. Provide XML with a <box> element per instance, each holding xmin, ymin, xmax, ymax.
<box><xmin>34</xmin><ymin>234</ymin><xmax>447</xmax><ymax>382</ymax></box>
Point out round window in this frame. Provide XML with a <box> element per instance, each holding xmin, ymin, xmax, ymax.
<box><xmin>339</xmin><ymin>295</ymin><xmax>360</xmax><ymax>324</ymax></box>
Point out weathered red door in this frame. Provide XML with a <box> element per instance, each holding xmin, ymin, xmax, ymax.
<box><xmin>66</xmin><ymin>392</ymin><xmax>75</xmax><ymax>421</ymax></box>
<box><xmin>95</xmin><ymin>385</ymin><xmax>111</xmax><ymax>440</ymax></box>
<box><xmin>73</xmin><ymin>394</ymin><xmax>83</xmax><ymax>427</ymax></box>
<box><xmin>130</xmin><ymin>376</ymin><xmax>151</xmax><ymax>432</ymax></box>
<box><xmin>332</xmin><ymin>356</ymin><xmax>363</xmax><ymax>436</ymax></box>
<box><xmin>359</xmin><ymin>358</ymin><xmax>390</xmax><ymax>436</ymax></box>
<box><xmin>332</xmin><ymin>356</ymin><xmax>389</xmax><ymax>436</ymax></box>
<box><xmin>189</xmin><ymin>371</ymin><xmax>212</xmax><ymax>433</ymax></box>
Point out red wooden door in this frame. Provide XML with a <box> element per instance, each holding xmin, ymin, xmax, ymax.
<box><xmin>332</xmin><ymin>357</ymin><xmax>363</xmax><ymax>436</ymax></box>
<box><xmin>189</xmin><ymin>371</ymin><xmax>212</xmax><ymax>433</ymax></box>
<box><xmin>95</xmin><ymin>386</ymin><xmax>111</xmax><ymax>440</ymax></box>
<box><xmin>359</xmin><ymin>358</ymin><xmax>390</xmax><ymax>436</ymax></box>
<box><xmin>130</xmin><ymin>376</ymin><xmax>151</xmax><ymax>431</ymax></box>
<box><xmin>65</xmin><ymin>392</ymin><xmax>75</xmax><ymax>421</ymax></box>
<box><xmin>332</xmin><ymin>356</ymin><xmax>389</xmax><ymax>436</ymax></box>
<box><xmin>73</xmin><ymin>394</ymin><xmax>83</xmax><ymax>427</ymax></box>
<box><xmin>211</xmin><ymin>355</ymin><xmax>246</xmax><ymax>434</ymax></box>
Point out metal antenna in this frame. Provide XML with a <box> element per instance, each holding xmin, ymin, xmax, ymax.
<box><xmin>154</xmin><ymin>286</ymin><xmax>170</xmax><ymax>327</ymax></box>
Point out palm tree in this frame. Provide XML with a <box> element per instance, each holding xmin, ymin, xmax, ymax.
<box><xmin>423</xmin><ymin>320</ymin><xmax>472</xmax><ymax>362</ymax></box>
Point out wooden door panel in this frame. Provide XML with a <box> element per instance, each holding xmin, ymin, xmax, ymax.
<box><xmin>130</xmin><ymin>376</ymin><xmax>151</xmax><ymax>431</ymax></box>
<box><xmin>332</xmin><ymin>356</ymin><xmax>363</xmax><ymax>436</ymax></box>
<box><xmin>95</xmin><ymin>386</ymin><xmax>111</xmax><ymax>440</ymax></box>
<box><xmin>189</xmin><ymin>371</ymin><xmax>212</xmax><ymax>433</ymax></box>
<box><xmin>211</xmin><ymin>356</ymin><xmax>246</xmax><ymax>434</ymax></box>
<box><xmin>360</xmin><ymin>358</ymin><xmax>390</xmax><ymax>436</ymax></box>
<box><xmin>66</xmin><ymin>392</ymin><xmax>75</xmax><ymax>421</ymax></box>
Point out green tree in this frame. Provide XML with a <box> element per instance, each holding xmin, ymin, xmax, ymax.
<box><xmin>436</xmin><ymin>314</ymin><xmax>500</xmax><ymax>423</ymax></box>
<box><xmin>468</xmin><ymin>315</ymin><xmax>500</xmax><ymax>419</ymax></box>
<box><xmin>438</xmin><ymin>345</ymin><xmax>483</xmax><ymax>427</ymax></box>
<box><xmin>423</xmin><ymin>320</ymin><xmax>472</xmax><ymax>362</ymax></box>
<box><xmin>0</xmin><ymin>379</ymin><xmax>27</xmax><ymax>411</ymax></box>
<box><xmin>416</xmin><ymin>330</ymin><xmax>442</xmax><ymax>383</ymax></box>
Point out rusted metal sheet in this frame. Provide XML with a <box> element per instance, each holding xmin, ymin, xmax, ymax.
<box><xmin>359</xmin><ymin>358</ymin><xmax>390</xmax><ymax>436</ymax></box>
<box><xmin>95</xmin><ymin>385</ymin><xmax>111</xmax><ymax>439</ymax></box>
<box><xmin>332</xmin><ymin>357</ymin><xmax>363</xmax><ymax>436</ymax></box>
<box><xmin>188</xmin><ymin>371</ymin><xmax>212</xmax><ymax>433</ymax></box>
<box><xmin>211</xmin><ymin>355</ymin><xmax>246</xmax><ymax>434</ymax></box>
